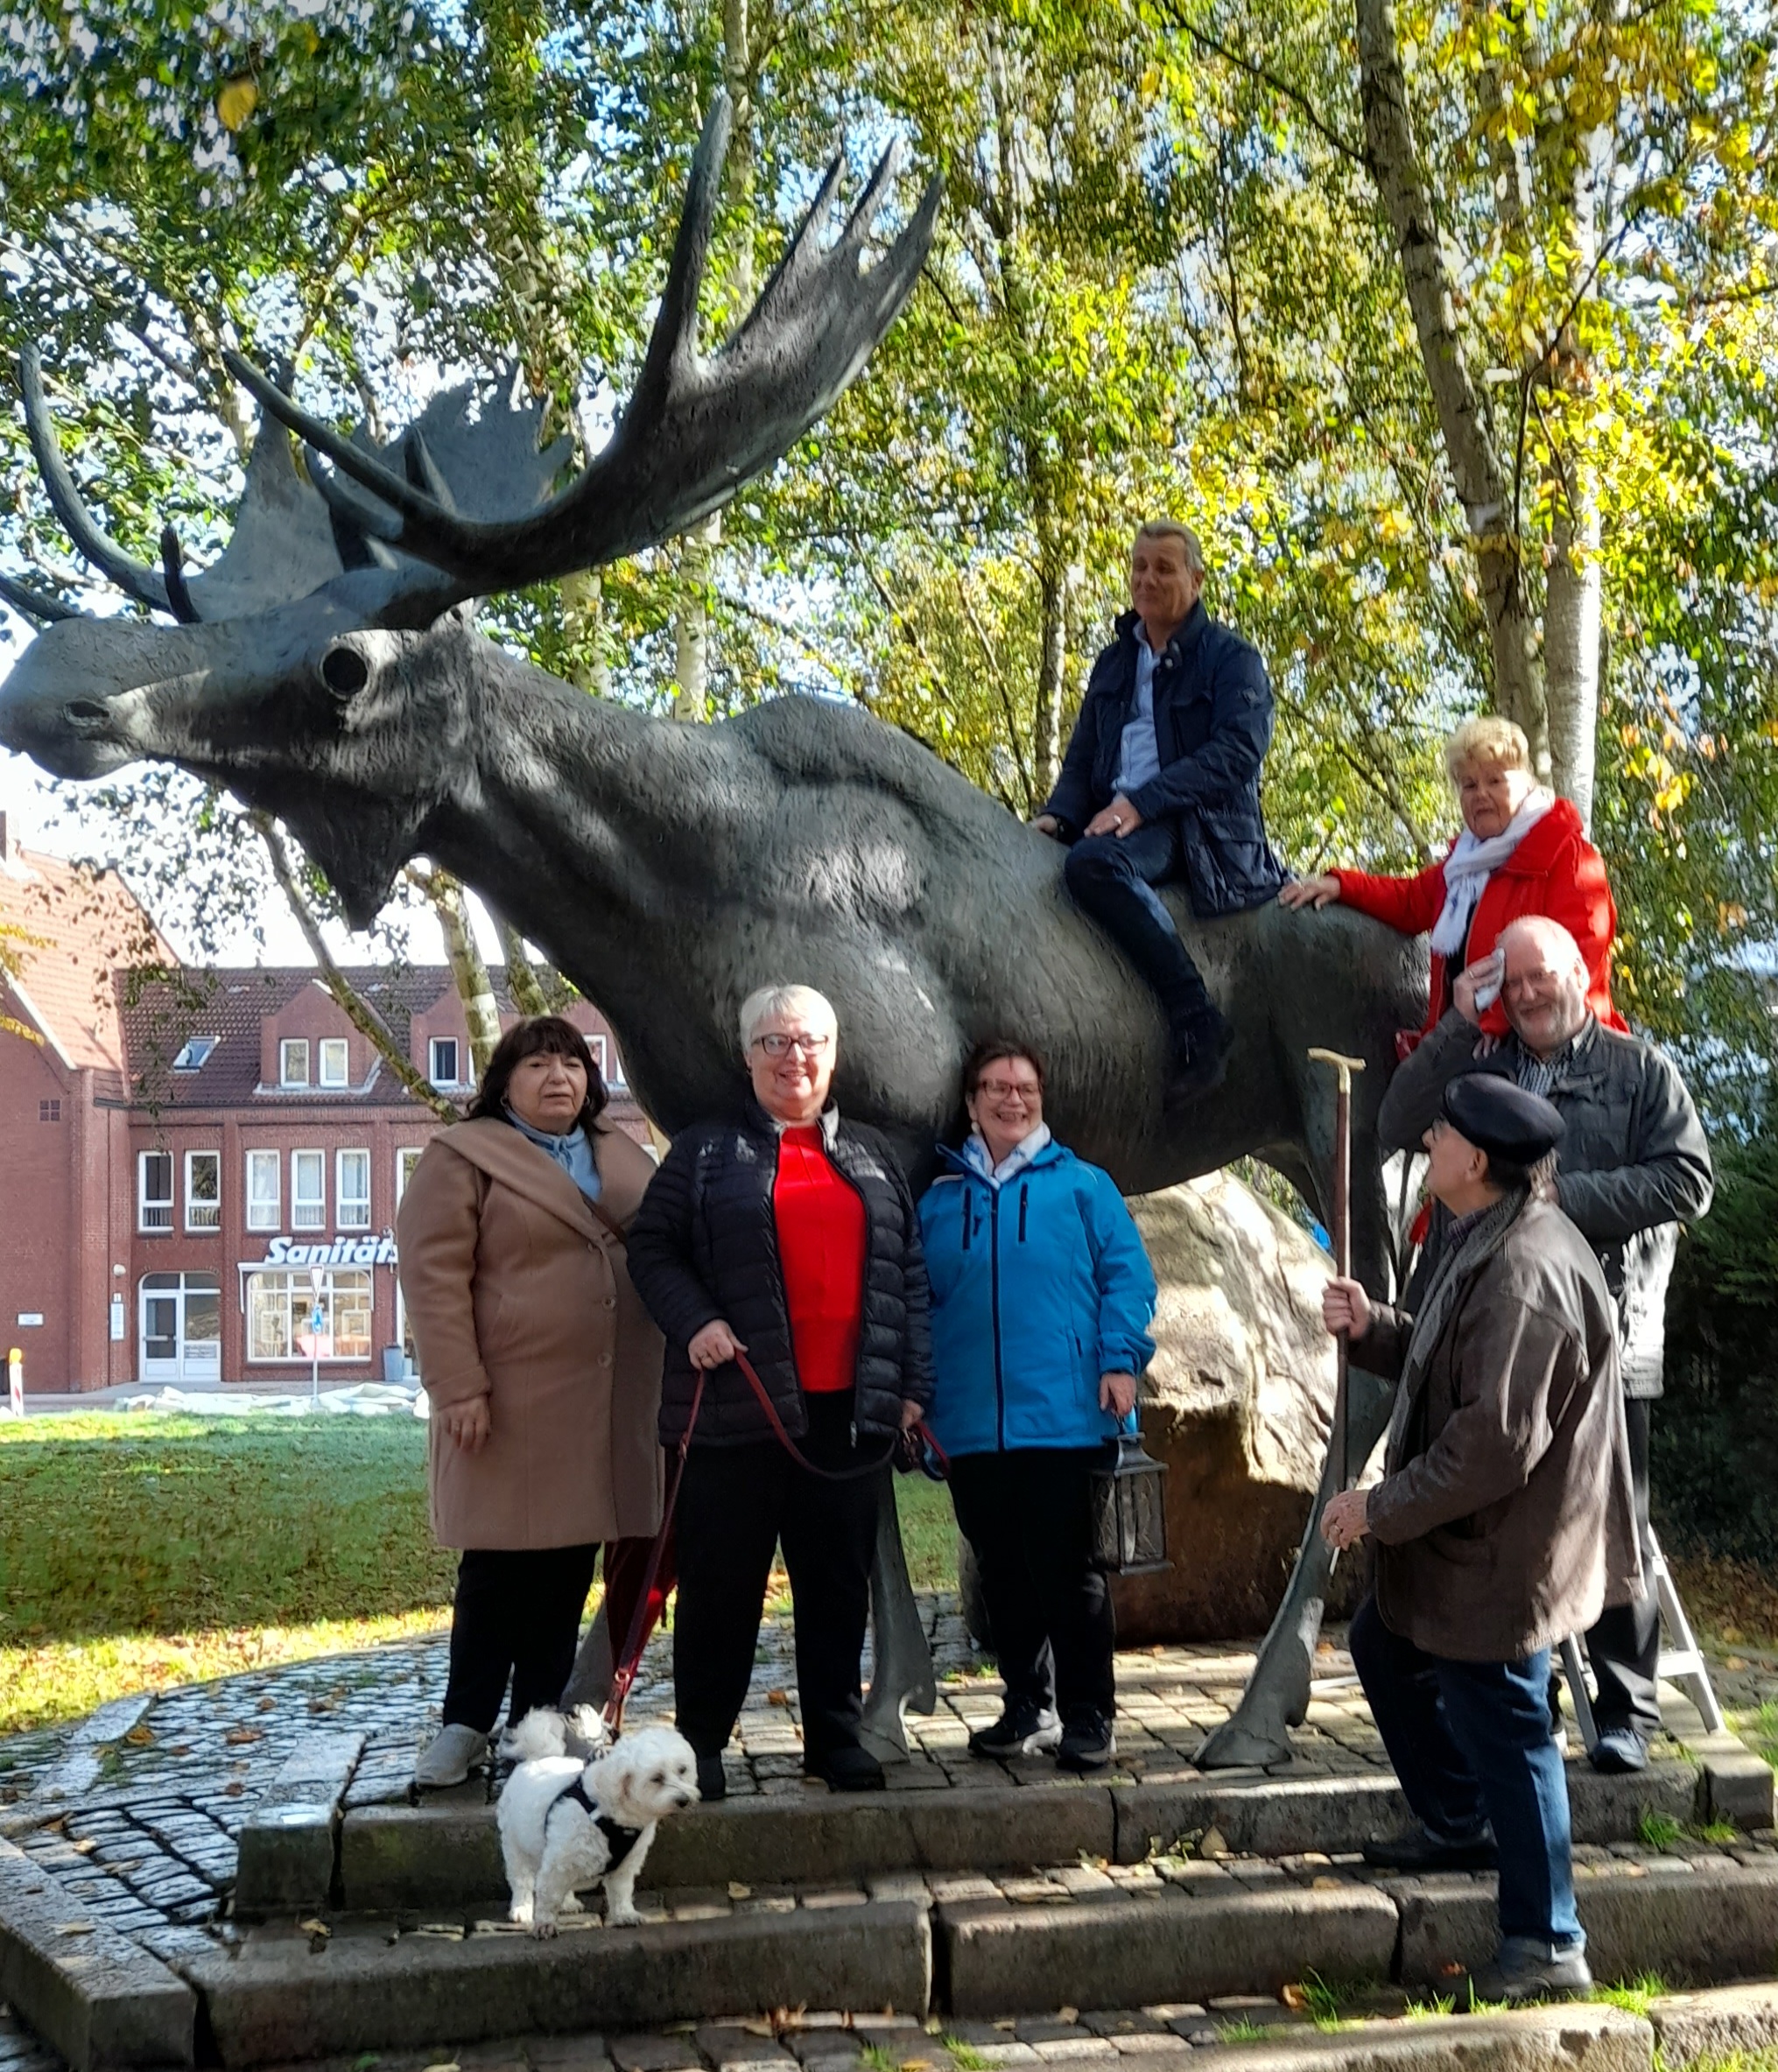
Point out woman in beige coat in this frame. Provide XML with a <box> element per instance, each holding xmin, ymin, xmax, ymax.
<box><xmin>397</xmin><ymin>1015</ymin><xmax>664</xmax><ymax>1787</ymax></box>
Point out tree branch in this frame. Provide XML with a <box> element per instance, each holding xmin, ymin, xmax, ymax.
<box><xmin>1150</xmin><ymin>0</ymin><xmax>1370</xmax><ymax>167</ymax></box>
<box><xmin>251</xmin><ymin>814</ymin><xmax>459</xmax><ymax>1120</ymax></box>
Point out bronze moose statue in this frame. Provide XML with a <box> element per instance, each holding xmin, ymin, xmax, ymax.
<box><xmin>0</xmin><ymin>97</ymin><xmax>1423</xmax><ymax>1767</ymax></box>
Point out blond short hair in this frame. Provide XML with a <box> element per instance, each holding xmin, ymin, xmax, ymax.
<box><xmin>1134</xmin><ymin>521</ymin><xmax>1205</xmax><ymax>575</ymax></box>
<box><xmin>1445</xmin><ymin>715</ymin><xmax>1531</xmax><ymax>783</ymax></box>
<box><xmin>738</xmin><ymin>983</ymin><xmax>839</xmax><ymax>1053</ymax></box>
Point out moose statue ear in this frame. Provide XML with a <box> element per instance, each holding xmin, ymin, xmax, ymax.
<box><xmin>319</xmin><ymin>643</ymin><xmax>371</xmax><ymax>700</ymax></box>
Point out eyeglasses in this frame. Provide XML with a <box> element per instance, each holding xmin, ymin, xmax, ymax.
<box><xmin>977</xmin><ymin>1079</ymin><xmax>1041</xmax><ymax>1101</ymax></box>
<box><xmin>752</xmin><ymin>1032</ymin><xmax>833</xmax><ymax>1057</ymax></box>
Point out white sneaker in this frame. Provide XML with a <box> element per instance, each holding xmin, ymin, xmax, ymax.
<box><xmin>414</xmin><ymin>1724</ymin><xmax>489</xmax><ymax>1788</ymax></box>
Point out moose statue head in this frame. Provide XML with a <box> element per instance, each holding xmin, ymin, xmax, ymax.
<box><xmin>1</xmin><ymin>96</ymin><xmax>1426</xmax><ymax>1770</ymax></box>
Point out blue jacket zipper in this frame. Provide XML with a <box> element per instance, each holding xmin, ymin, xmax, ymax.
<box><xmin>989</xmin><ymin>1185</ymin><xmax>1006</xmax><ymax>1450</ymax></box>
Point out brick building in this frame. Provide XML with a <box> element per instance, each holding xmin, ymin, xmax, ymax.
<box><xmin>0</xmin><ymin>818</ymin><xmax>645</xmax><ymax>1393</ymax></box>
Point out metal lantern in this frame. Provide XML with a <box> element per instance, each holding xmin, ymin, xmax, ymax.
<box><xmin>1089</xmin><ymin>1427</ymin><xmax>1171</xmax><ymax>1577</ymax></box>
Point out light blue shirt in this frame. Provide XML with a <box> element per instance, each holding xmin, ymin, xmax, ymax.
<box><xmin>961</xmin><ymin>1124</ymin><xmax>1053</xmax><ymax>1189</ymax></box>
<box><xmin>504</xmin><ymin>1107</ymin><xmax>603</xmax><ymax>1203</ymax></box>
<box><xmin>1114</xmin><ymin>632</ymin><xmax>1163</xmax><ymax>797</ymax></box>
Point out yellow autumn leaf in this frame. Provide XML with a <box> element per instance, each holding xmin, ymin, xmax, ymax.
<box><xmin>217</xmin><ymin>78</ymin><xmax>258</xmax><ymax>131</ymax></box>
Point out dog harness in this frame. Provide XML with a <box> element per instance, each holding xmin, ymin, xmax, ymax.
<box><xmin>549</xmin><ymin>1775</ymin><xmax>643</xmax><ymax>1867</ymax></box>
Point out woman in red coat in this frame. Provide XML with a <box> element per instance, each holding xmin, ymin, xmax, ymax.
<box><xmin>1280</xmin><ymin>717</ymin><xmax>1624</xmax><ymax>1052</ymax></box>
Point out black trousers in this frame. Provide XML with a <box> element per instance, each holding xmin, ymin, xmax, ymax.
<box><xmin>673</xmin><ymin>1393</ymin><xmax>883</xmax><ymax>1763</ymax></box>
<box><xmin>1061</xmin><ymin>824</ymin><xmax>1219</xmax><ymax>1053</ymax></box>
<box><xmin>950</xmin><ymin>1447</ymin><xmax>1116</xmax><ymax>1728</ymax></box>
<box><xmin>1586</xmin><ymin>1398</ymin><xmax>1661</xmax><ymax>1741</ymax></box>
<box><xmin>442</xmin><ymin>1542</ymin><xmax>601</xmax><ymax>1732</ymax></box>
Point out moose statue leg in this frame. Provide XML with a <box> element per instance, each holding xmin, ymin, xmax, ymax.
<box><xmin>860</xmin><ymin>1486</ymin><xmax>938</xmax><ymax>1761</ymax></box>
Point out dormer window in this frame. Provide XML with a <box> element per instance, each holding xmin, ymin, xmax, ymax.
<box><xmin>318</xmin><ymin>1037</ymin><xmax>349</xmax><ymax>1087</ymax></box>
<box><xmin>280</xmin><ymin>1038</ymin><xmax>310</xmax><ymax>1088</ymax></box>
<box><xmin>172</xmin><ymin>1036</ymin><xmax>217</xmax><ymax>1072</ymax></box>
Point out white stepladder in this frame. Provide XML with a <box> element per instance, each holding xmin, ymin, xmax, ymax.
<box><xmin>1558</xmin><ymin>1527</ymin><xmax>1725</xmax><ymax>1750</ymax></box>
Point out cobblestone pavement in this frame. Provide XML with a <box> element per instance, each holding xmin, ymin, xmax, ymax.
<box><xmin>5</xmin><ymin>1577</ymin><xmax>1778</xmax><ymax>2055</ymax></box>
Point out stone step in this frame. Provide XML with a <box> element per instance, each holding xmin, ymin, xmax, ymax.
<box><xmin>170</xmin><ymin>1849</ymin><xmax>1778</xmax><ymax>2063</ymax></box>
<box><xmin>259</xmin><ymin>1761</ymin><xmax>1713</xmax><ymax>1919</ymax></box>
<box><xmin>182</xmin><ymin>1901</ymin><xmax>932</xmax><ymax>2067</ymax></box>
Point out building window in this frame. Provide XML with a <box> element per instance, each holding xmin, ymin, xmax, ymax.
<box><xmin>318</xmin><ymin>1037</ymin><xmax>349</xmax><ymax>1087</ymax></box>
<box><xmin>280</xmin><ymin>1038</ymin><xmax>310</xmax><ymax>1088</ymax></box>
<box><xmin>396</xmin><ymin>1146</ymin><xmax>425</xmax><ymax>1202</ymax></box>
<box><xmin>337</xmin><ymin>1148</ymin><xmax>371</xmax><ymax>1231</ymax></box>
<box><xmin>38</xmin><ymin>1099</ymin><xmax>61</xmax><ymax>1122</ymax></box>
<box><xmin>185</xmin><ymin>1150</ymin><xmax>221</xmax><ymax>1232</ymax></box>
<box><xmin>246</xmin><ymin>1148</ymin><xmax>280</xmax><ymax>1232</ymax></box>
<box><xmin>138</xmin><ymin>1150</ymin><xmax>173</xmax><ymax>1233</ymax></box>
<box><xmin>587</xmin><ymin>1034</ymin><xmax>608</xmax><ymax>1081</ymax></box>
<box><xmin>428</xmin><ymin>1036</ymin><xmax>460</xmax><ymax>1088</ymax></box>
<box><xmin>172</xmin><ymin>1036</ymin><xmax>216</xmax><ymax>1072</ymax></box>
<box><xmin>245</xmin><ymin>1269</ymin><xmax>374</xmax><ymax>1363</ymax></box>
<box><xmin>292</xmin><ymin>1149</ymin><xmax>326</xmax><ymax>1230</ymax></box>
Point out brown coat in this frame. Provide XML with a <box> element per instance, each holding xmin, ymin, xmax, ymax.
<box><xmin>396</xmin><ymin>1117</ymin><xmax>664</xmax><ymax>1550</ymax></box>
<box><xmin>1362</xmin><ymin>1196</ymin><xmax>1641</xmax><ymax>1662</ymax></box>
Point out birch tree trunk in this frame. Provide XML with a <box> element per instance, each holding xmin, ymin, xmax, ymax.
<box><xmin>414</xmin><ymin>866</ymin><xmax>502</xmax><ymax>1077</ymax></box>
<box><xmin>1541</xmin><ymin>133</ymin><xmax>1606</xmax><ymax>830</ymax></box>
<box><xmin>1034</xmin><ymin>558</ymin><xmax>1072</xmax><ymax>801</ymax></box>
<box><xmin>1353</xmin><ymin>0</ymin><xmax>1551</xmax><ymax>783</ymax></box>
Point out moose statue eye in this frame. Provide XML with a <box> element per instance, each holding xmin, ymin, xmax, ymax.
<box><xmin>319</xmin><ymin>643</ymin><xmax>369</xmax><ymax>699</ymax></box>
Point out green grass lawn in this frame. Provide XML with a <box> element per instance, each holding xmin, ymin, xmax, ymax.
<box><xmin>0</xmin><ymin>1413</ymin><xmax>962</xmax><ymax>1738</ymax></box>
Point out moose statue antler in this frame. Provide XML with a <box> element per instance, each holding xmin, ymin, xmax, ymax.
<box><xmin>1</xmin><ymin>97</ymin><xmax>1424</xmax><ymax>1769</ymax></box>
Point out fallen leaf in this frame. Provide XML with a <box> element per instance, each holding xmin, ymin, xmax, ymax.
<box><xmin>55</xmin><ymin>1922</ymin><xmax>95</xmax><ymax>1936</ymax></box>
<box><xmin>1311</xmin><ymin>1877</ymin><xmax>1344</xmax><ymax>1891</ymax></box>
<box><xmin>297</xmin><ymin>1919</ymin><xmax>331</xmax><ymax>1938</ymax></box>
<box><xmin>257</xmin><ymin>1697</ymin><xmax>278</xmax><ymax>1713</ymax></box>
<box><xmin>768</xmin><ymin>1689</ymin><xmax>791</xmax><ymax>1706</ymax></box>
<box><xmin>728</xmin><ymin>1881</ymin><xmax>753</xmax><ymax>1900</ymax></box>
<box><xmin>1281</xmin><ymin>1984</ymin><xmax>1309</xmax><ymax>2011</ymax></box>
<box><xmin>222</xmin><ymin>1782</ymin><xmax>245</xmax><ymax>1797</ymax></box>
<box><xmin>223</xmin><ymin>1729</ymin><xmax>263</xmax><ymax>1746</ymax></box>
<box><xmin>123</xmin><ymin>1726</ymin><xmax>153</xmax><ymax>1747</ymax></box>
<box><xmin>71</xmin><ymin>1837</ymin><xmax>96</xmax><ymax>1855</ymax></box>
<box><xmin>1198</xmin><ymin>1826</ymin><xmax>1230</xmax><ymax>1859</ymax></box>
<box><xmin>1058</xmin><ymin>2008</ymin><xmax>1079</xmax><ymax>2023</ymax></box>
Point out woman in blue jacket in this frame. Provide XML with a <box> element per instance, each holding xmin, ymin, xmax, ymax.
<box><xmin>919</xmin><ymin>1038</ymin><xmax>1157</xmax><ymax>1772</ymax></box>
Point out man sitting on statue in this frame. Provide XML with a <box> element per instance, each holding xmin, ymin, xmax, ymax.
<box><xmin>1035</xmin><ymin>521</ymin><xmax>1285</xmax><ymax>1104</ymax></box>
<box><xmin>1377</xmin><ymin>913</ymin><xmax>1714</xmax><ymax>1774</ymax></box>
<box><xmin>1319</xmin><ymin>1072</ymin><xmax>1641</xmax><ymax>2008</ymax></box>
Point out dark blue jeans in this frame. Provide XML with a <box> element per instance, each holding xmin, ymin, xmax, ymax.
<box><xmin>1350</xmin><ymin>1594</ymin><xmax>1583</xmax><ymax>1956</ymax></box>
<box><xmin>1061</xmin><ymin>823</ymin><xmax>1216</xmax><ymax>1050</ymax></box>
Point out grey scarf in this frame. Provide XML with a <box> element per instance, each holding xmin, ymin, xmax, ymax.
<box><xmin>1384</xmin><ymin>1185</ymin><xmax>1529</xmax><ymax>1462</ymax></box>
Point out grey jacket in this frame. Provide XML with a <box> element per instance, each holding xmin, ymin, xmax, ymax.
<box><xmin>1378</xmin><ymin>1011</ymin><xmax>1713</xmax><ymax>1397</ymax></box>
<box><xmin>1363</xmin><ymin>1195</ymin><xmax>1641</xmax><ymax>1661</ymax></box>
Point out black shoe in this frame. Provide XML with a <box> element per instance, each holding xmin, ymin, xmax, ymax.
<box><xmin>1057</xmin><ymin>1714</ymin><xmax>1116</xmax><ymax>1773</ymax></box>
<box><xmin>1590</xmin><ymin>1728</ymin><xmax>1650</xmax><ymax>1774</ymax></box>
<box><xmin>695</xmin><ymin>1752</ymin><xmax>727</xmax><ymax>1802</ymax></box>
<box><xmin>968</xmin><ymin>1701</ymin><xmax>1063</xmax><ymax>1759</ymax></box>
<box><xmin>1465</xmin><ymin>1943</ymin><xmax>1592</xmax><ymax>2005</ymax></box>
<box><xmin>1362</xmin><ymin>1827</ymin><xmax>1498</xmax><ymax>1872</ymax></box>
<box><xmin>1163</xmin><ymin>1019</ymin><xmax>1233</xmax><ymax>1106</ymax></box>
<box><xmin>805</xmin><ymin>1745</ymin><xmax>885</xmax><ymax>1792</ymax></box>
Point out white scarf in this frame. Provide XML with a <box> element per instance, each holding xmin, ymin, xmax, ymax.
<box><xmin>1429</xmin><ymin>787</ymin><xmax>1556</xmax><ymax>958</ymax></box>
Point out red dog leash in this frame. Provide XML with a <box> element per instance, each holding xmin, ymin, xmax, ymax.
<box><xmin>602</xmin><ymin>1352</ymin><xmax>947</xmax><ymax>1730</ymax></box>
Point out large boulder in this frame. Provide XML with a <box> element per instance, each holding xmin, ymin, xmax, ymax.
<box><xmin>1108</xmin><ymin>1170</ymin><xmax>1362</xmax><ymax>1642</ymax></box>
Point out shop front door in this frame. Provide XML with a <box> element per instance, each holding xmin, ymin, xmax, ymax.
<box><xmin>138</xmin><ymin>1273</ymin><xmax>222</xmax><ymax>1385</ymax></box>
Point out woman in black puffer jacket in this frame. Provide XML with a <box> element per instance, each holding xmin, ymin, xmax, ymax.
<box><xmin>627</xmin><ymin>982</ymin><xmax>932</xmax><ymax>1800</ymax></box>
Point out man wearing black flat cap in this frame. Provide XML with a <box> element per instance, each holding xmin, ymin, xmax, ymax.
<box><xmin>1379</xmin><ymin>913</ymin><xmax>1713</xmax><ymax>1774</ymax></box>
<box><xmin>1319</xmin><ymin>1072</ymin><xmax>1641</xmax><ymax>2007</ymax></box>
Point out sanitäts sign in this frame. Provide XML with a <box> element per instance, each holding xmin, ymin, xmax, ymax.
<box><xmin>255</xmin><ymin>1235</ymin><xmax>398</xmax><ymax>1268</ymax></box>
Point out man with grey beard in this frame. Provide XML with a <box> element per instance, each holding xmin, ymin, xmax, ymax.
<box><xmin>1378</xmin><ymin>913</ymin><xmax>1713</xmax><ymax>1774</ymax></box>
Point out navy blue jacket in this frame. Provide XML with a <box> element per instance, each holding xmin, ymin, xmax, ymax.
<box><xmin>917</xmin><ymin>1140</ymin><xmax>1156</xmax><ymax>1457</ymax></box>
<box><xmin>628</xmin><ymin>1101</ymin><xmax>934</xmax><ymax>1448</ymax></box>
<box><xmin>1044</xmin><ymin>602</ymin><xmax>1286</xmax><ymax>918</ymax></box>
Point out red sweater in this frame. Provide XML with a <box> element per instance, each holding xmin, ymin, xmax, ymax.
<box><xmin>1333</xmin><ymin>797</ymin><xmax>1626</xmax><ymax>1050</ymax></box>
<box><xmin>774</xmin><ymin>1127</ymin><xmax>867</xmax><ymax>1393</ymax></box>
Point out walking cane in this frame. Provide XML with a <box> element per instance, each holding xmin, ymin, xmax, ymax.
<box><xmin>1307</xmin><ymin>1049</ymin><xmax>1366</xmax><ymax>1494</ymax></box>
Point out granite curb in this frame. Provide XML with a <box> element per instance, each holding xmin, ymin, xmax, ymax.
<box><xmin>0</xmin><ymin>1840</ymin><xmax>194</xmax><ymax>2072</ymax></box>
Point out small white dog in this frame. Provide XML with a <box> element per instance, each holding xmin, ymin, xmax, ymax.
<box><xmin>496</xmin><ymin>1708</ymin><xmax>699</xmax><ymax>1935</ymax></box>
